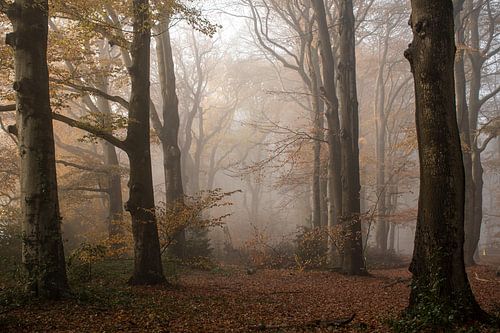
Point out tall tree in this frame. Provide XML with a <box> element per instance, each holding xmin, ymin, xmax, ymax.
<box><xmin>125</xmin><ymin>0</ymin><xmax>165</xmax><ymax>284</ymax></box>
<box><xmin>2</xmin><ymin>0</ymin><xmax>69</xmax><ymax>297</ymax></box>
<box><xmin>337</xmin><ymin>0</ymin><xmax>365</xmax><ymax>275</ymax></box>
<box><xmin>151</xmin><ymin>13</ymin><xmax>186</xmax><ymax>258</ymax></box>
<box><xmin>310</xmin><ymin>0</ymin><xmax>342</xmax><ymax>261</ymax></box>
<box><xmin>404</xmin><ymin>0</ymin><xmax>483</xmax><ymax>322</ymax></box>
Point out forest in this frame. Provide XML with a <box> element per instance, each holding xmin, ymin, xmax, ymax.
<box><xmin>0</xmin><ymin>0</ymin><xmax>499</xmax><ymax>332</ymax></box>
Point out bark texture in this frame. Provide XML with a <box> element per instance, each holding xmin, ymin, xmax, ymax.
<box><xmin>405</xmin><ymin>0</ymin><xmax>482</xmax><ymax>320</ymax></box>
<box><xmin>6</xmin><ymin>0</ymin><xmax>69</xmax><ymax>298</ymax></box>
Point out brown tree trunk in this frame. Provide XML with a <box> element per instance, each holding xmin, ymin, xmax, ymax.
<box><xmin>337</xmin><ymin>0</ymin><xmax>365</xmax><ymax>275</ymax></box>
<box><xmin>155</xmin><ymin>16</ymin><xmax>186</xmax><ymax>258</ymax></box>
<box><xmin>125</xmin><ymin>0</ymin><xmax>165</xmax><ymax>285</ymax></box>
<box><xmin>5</xmin><ymin>0</ymin><xmax>69</xmax><ymax>298</ymax></box>
<box><xmin>404</xmin><ymin>0</ymin><xmax>482</xmax><ymax>320</ymax></box>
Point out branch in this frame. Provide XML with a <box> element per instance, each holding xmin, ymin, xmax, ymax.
<box><xmin>60</xmin><ymin>187</ymin><xmax>109</xmax><ymax>194</ymax></box>
<box><xmin>52</xmin><ymin>79</ymin><xmax>130</xmax><ymax>110</ymax></box>
<box><xmin>478</xmin><ymin>132</ymin><xmax>497</xmax><ymax>153</ymax></box>
<box><xmin>0</xmin><ymin>104</ymin><xmax>16</xmax><ymax>112</ymax></box>
<box><xmin>52</xmin><ymin>113</ymin><xmax>127</xmax><ymax>152</ymax></box>
<box><xmin>56</xmin><ymin>160</ymin><xmax>109</xmax><ymax>174</ymax></box>
<box><xmin>479</xmin><ymin>85</ymin><xmax>500</xmax><ymax>108</ymax></box>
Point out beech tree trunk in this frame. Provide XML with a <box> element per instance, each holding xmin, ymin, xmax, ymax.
<box><xmin>374</xmin><ymin>27</ymin><xmax>390</xmax><ymax>256</ymax></box>
<box><xmin>337</xmin><ymin>0</ymin><xmax>365</xmax><ymax>275</ymax></box>
<box><xmin>154</xmin><ymin>16</ymin><xmax>186</xmax><ymax>258</ymax></box>
<box><xmin>308</xmin><ymin>41</ymin><xmax>324</xmax><ymax>229</ymax></box>
<box><xmin>404</xmin><ymin>0</ymin><xmax>482</xmax><ymax>319</ymax></box>
<box><xmin>95</xmin><ymin>79</ymin><xmax>124</xmax><ymax>240</ymax></box>
<box><xmin>5</xmin><ymin>0</ymin><xmax>69</xmax><ymax>298</ymax></box>
<box><xmin>453</xmin><ymin>0</ymin><xmax>476</xmax><ymax>266</ymax></box>
<box><xmin>125</xmin><ymin>0</ymin><xmax>165</xmax><ymax>285</ymax></box>
<box><xmin>464</xmin><ymin>0</ymin><xmax>483</xmax><ymax>265</ymax></box>
<box><xmin>311</xmin><ymin>0</ymin><xmax>342</xmax><ymax>260</ymax></box>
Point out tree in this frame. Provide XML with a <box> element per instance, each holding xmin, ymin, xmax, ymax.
<box><xmin>404</xmin><ymin>0</ymin><xmax>484</xmax><ymax>323</ymax></box>
<box><xmin>1</xmin><ymin>0</ymin><xmax>69</xmax><ymax>298</ymax></box>
<box><xmin>337</xmin><ymin>0</ymin><xmax>365</xmax><ymax>275</ymax></box>
<box><xmin>124</xmin><ymin>0</ymin><xmax>165</xmax><ymax>285</ymax></box>
<box><xmin>52</xmin><ymin>0</ymin><xmax>166</xmax><ymax>284</ymax></box>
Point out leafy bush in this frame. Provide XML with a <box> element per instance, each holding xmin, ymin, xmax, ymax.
<box><xmin>67</xmin><ymin>242</ymin><xmax>107</xmax><ymax>283</ymax></box>
<box><xmin>294</xmin><ymin>227</ymin><xmax>328</xmax><ymax>270</ymax></box>
<box><xmin>157</xmin><ymin>188</ymin><xmax>238</xmax><ymax>257</ymax></box>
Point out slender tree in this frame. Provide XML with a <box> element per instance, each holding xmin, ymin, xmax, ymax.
<box><xmin>337</xmin><ymin>0</ymin><xmax>365</xmax><ymax>275</ymax></box>
<box><xmin>2</xmin><ymin>0</ymin><xmax>69</xmax><ymax>298</ymax></box>
<box><xmin>151</xmin><ymin>13</ymin><xmax>186</xmax><ymax>258</ymax></box>
<box><xmin>404</xmin><ymin>0</ymin><xmax>484</xmax><ymax>322</ymax></box>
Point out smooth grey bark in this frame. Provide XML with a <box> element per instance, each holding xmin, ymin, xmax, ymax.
<box><xmin>337</xmin><ymin>0</ymin><xmax>365</xmax><ymax>275</ymax></box>
<box><xmin>5</xmin><ymin>0</ymin><xmax>69</xmax><ymax>298</ymax></box>
<box><xmin>404</xmin><ymin>0</ymin><xmax>483</xmax><ymax>319</ymax></box>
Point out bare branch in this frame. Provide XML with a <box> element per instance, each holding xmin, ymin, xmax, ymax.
<box><xmin>0</xmin><ymin>104</ymin><xmax>16</xmax><ymax>112</ymax></box>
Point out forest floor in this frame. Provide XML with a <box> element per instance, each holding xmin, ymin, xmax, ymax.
<box><xmin>0</xmin><ymin>262</ymin><xmax>498</xmax><ymax>332</ymax></box>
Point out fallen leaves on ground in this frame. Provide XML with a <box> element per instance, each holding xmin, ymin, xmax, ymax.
<box><xmin>0</xmin><ymin>265</ymin><xmax>498</xmax><ymax>332</ymax></box>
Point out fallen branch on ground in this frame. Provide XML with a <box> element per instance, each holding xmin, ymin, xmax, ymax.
<box><xmin>249</xmin><ymin>313</ymin><xmax>355</xmax><ymax>331</ymax></box>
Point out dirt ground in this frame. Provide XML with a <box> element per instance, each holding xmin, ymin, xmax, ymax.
<box><xmin>0</xmin><ymin>265</ymin><xmax>498</xmax><ymax>332</ymax></box>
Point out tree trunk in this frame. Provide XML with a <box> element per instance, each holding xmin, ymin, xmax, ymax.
<box><xmin>454</xmin><ymin>2</ymin><xmax>476</xmax><ymax>266</ymax></box>
<box><xmin>125</xmin><ymin>0</ymin><xmax>165</xmax><ymax>285</ymax></box>
<box><xmin>311</xmin><ymin>0</ymin><xmax>342</xmax><ymax>262</ymax></box>
<box><xmin>95</xmin><ymin>78</ymin><xmax>124</xmax><ymax>241</ymax></box>
<box><xmin>337</xmin><ymin>0</ymin><xmax>365</xmax><ymax>275</ymax></box>
<box><xmin>308</xmin><ymin>41</ymin><xmax>324</xmax><ymax>229</ymax></box>
<box><xmin>155</xmin><ymin>16</ymin><xmax>186</xmax><ymax>258</ymax></box>
<box><xmin>464</xmin><ymin>1</ymin><xmax>483</xmax><ymax>265</ymax></box>
<box><xmin>404</xmin><ymin>0</ymin><xmax>482</xmax><ymax>320</ymax></box>
<box><xmin>6</xmin><ymin>0</ymin><xmax>69</xmax><ymax>298</ymax></box>
<box><xmin>374</xmin><ymin>28</ymin><xmax>390</xmax><ymax>256</ymax></box>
